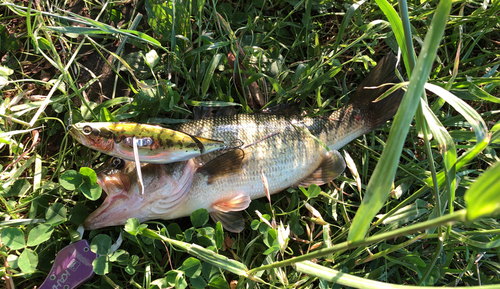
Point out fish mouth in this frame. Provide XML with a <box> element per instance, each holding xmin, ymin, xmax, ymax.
<box><xmin>84</xmin><ymin>160</ymin><xmax>197</xmax><ymax>230</ymax></box>
<box><xmin>84</xmin><ymin>192</ymin><xmax>135</xmax><ymax>230</ymax></box>
<box><xmin>84</xmin><ymin>172</ymin><xmax>139</xmax><ymax>230</ymax></box>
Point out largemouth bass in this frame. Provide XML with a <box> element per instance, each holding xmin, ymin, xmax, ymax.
<box><xmin>69</xmin><ymin>122</ymin><xmax>226</xmax><ymax>164</ymax></box>
<box><xmin>83</xmin><ymin>53</ymin><xmax>404</xmax><ymax>232</ymax></box>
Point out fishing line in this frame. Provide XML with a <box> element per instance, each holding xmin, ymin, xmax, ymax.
<box><xmin>132</xmin><ymin>136</ymin><xmax>145</xmax><ymax>195</ymax></box>
<box><xmin>241</xmin><ymin>132</ymin><xmax>279</xmax><ymax>149</ymax></box>
<box><xmin>66</xmin><ymin>97</ymin><xmax>73</xmax><ymax>132</ymax></box>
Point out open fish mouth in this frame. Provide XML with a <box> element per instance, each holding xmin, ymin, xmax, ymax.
<box><xmin>84</xmin><ymin>159</ymin><xmax>197</xmax><ymax>230</ymax></box>
<box><xmin>84</xmin><ymin>172</ymin><xmax>133</xmax><ymax>230</ymax></box>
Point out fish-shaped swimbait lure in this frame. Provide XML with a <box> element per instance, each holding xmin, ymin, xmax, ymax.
<box><xmin>69</xmin><ymin>122</ymin><xmax>227</xmax><ymax>164</ymax></box>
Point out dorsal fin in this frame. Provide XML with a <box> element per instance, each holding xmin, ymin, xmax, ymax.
<box><xmin>260</xmin><ymin>103</ymin><xmax>302</xmax><ymax>117</ymax></box>
<box><xmin>193</xmin><ymin>106</ymin><xmax>238</xmax><ymax>120</ymax></box>
<box><xmin>296</xmin><ymin>150</ymin><xmax>346</xmax><ymax>187</ymax></box>
<box><xmin>197</xmin><ymin>149</ymin><xmax>245</xmax><ymax>184</ymax></box>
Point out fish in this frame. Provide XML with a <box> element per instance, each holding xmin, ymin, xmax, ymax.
<box><xmin>83</xmin><ymin>53</ymin><xmax>405</xmax><ymax>232</ymax></box>
<box><xmin>69</xmin><ymin>122</ymin><xmax>227</xmax><ymax>164</ymax></box>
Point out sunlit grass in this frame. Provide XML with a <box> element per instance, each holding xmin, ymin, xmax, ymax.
<box><xmin>0</xmin><ymin>0</ymin><xmax>499</xmax><ymax>288</ymax></box>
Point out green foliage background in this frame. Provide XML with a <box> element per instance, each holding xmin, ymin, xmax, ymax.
<box><xmin>0</xmin><ymin>0</ymin><xmax>499</xmax><ymax>288</ymax></box>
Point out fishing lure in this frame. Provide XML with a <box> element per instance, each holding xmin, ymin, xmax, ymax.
<box><xmin>69</xmin><ymin>122</ymin><xmax>227</xmax><ymax>163</ymax></box>
<box><xmin>69</xmin><ymin>122</ymin><xmax>228</xmax><ymax>194</ymax></box>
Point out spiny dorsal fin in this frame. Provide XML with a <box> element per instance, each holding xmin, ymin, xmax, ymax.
<box><xmin>296</xmin><ymin>150</ymin><xmax>346</xmax><ymax>187</ymax></box>
<box><xmin>193</xmin><ymin>106</ymin><xmax>238</xmax><ymax>120</ymax></box>
<box><xmin>210</xmin><ymin>211</ymin><xmax>245</xmax><ymax>233</ymax></box>
<box><xmin>260</xmin><ymin>103</ymin><xmax>302</xmax><ymax>117</ymax></box>
<box><xmin>197</xmin><ymin>149</ymin><xmax>245</xmax><ymax>184</ymax></box>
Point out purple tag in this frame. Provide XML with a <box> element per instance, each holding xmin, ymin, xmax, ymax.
<box><xmin>39</xmin><ymin>240</ymin><xmax>97</xmax><ymax>289</ymax></box>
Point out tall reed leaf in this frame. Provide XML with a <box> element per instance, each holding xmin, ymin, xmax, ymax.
<box><xmin>420</xmin><ymin>83</ymin><xmax>489</xmax><ymax>189</ymax></box>
<box><xmin>296</xmin><ymin>259</ymin><xmax>497</xmax><ymax>289</ymax></box>
<box><xmin>332</xmin><ymin>0</ymin><xmax>367</xmax><ymax>54</ymax></box>
<box><xmin>201</xmin><ymin>53</ymin><xmax>223</xmax><ymax>97</ymax></box>
<box><xmin>420</xmin><ymin>99</ymin><xmax>456</xmax><ymax>219</ymax></box>
<box><xmin>373</xmin><ymin>0</ymin><xmax>410</xmax><ymax>73</ymax></box>
<box><xmin>465</xmin><ymin>161</ymin><xmax>500</xmax><ymax>220</ymax></box>
<box><xmin>424</xmin><ymin>83</ymin><xmax>488</xmax><ymax>142</ymax></box>
<box><xmin>348</xmin><ymin>0</ymin><xmax>452</xmax><ymax>242</ymax></box>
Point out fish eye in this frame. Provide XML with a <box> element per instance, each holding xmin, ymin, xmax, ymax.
<box><xmin>112</xmin><ymin>158</ymin><xmax>125</xmax><ymax>169</ymax></box>
<box><xmin>82</xmin><ymin>126</ymin><xmax>93</xmax><ymax>135</ymax></box>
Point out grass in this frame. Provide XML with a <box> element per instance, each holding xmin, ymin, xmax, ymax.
<box><xmin>1</xmin><ymin>0</ymin><xmax>500</xmax><ymax>288</ymax></box>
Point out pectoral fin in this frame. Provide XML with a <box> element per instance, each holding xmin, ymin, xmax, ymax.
<box><xmin>210</xmin><ymin>211</ymin><xmax>245</xmax><ymax>233</ymax></box>
<box><xmin>198</xmin><ymin>149</ymin><xmax>245</xmax><ymax>184</ymax></box>
<box><xmin>297</xmin><ymin>150</ymin><xmax>346</xmax><ymax>187</ymax></box>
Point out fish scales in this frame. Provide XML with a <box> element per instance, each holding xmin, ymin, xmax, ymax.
<box><xmin>173</xmin><ymin>108</ymin><xmax>367</xmax><ymax>159</ymax></box>
<box><xmin>159</xmin><ymin>110</ymin><xmax>367</xmax><ymax>219</ymax></box>
<box><xmin>84</xmin><ymin>111</ymin><xmax>349</xmax><ymax>230</ymax></box>
<box><xmin>162</xmin><ymin>114</ymin><xmax>330</xmax><ymax>208</ymax></box>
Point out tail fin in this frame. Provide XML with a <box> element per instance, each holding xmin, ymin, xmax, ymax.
<box><xmin>347</xmin><ymin>52</ymin><xmax>404</xmax><ymax>129</ymax></box>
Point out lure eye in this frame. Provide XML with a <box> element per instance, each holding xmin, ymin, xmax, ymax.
<box><xmin>82</xmin><ymin>125</ymin><xmax>93</xmax><ymax>136</ymax></box>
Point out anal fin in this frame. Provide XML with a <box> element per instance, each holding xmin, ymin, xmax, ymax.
<box><xmin>297</xmin><ymin>150</ymin><xmax>346</xmax><ymax>187</ymax></box>
<box><xmin>197</xmin><ymin>149</ymin><xmax>245</xmax><ymax>184</ymax></box>
<box><xmin>210</xmin><ymin>211</ymin><xmax>245</xmax><ymax>233</ymax></box>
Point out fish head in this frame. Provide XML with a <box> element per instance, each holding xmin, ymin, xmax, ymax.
<box><xmin>84</xmin><ymin>158</ymin><xmax>196</xmax><ymax>230</ymax></box>
<box><xmin>69</xmin><ymin>123</ymin><xmax>116</xmax><ymax>154</ymax></box>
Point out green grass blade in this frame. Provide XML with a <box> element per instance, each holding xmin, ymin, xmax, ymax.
<box><xmin>424</xmin><ymin>83</ymin><xmax>488</xmax><ymax>142</ymax></box>
<box><xmin>468</xmin><ymin>82</ymin><xmax>500</xmax><ymax>103</ymax></box>
<box><xmin>421</xmin><ymin>100</ymin><xmax>456</xmax><ymax>215</ymax></box>
<box><xmin>140</xmin><ymin>228</ymin><xmax>270</xmax><ymax>285</ymax></box>
<box><xmin>374</xmin><ymin>0</ymin><xmax>410</xmax><ymax>70</ymax></box>
<box><xmin>465</xmin><ymin>161</ymin><xmax>500</xmax><ymax>221</ymax></box>
<box><xmin>184</xmin><ymin>100</ymin><xmax>242</xmax><ymax>107</ymax></box>
<box><xmin>142</xmin><ymin>229</ymin><xmax>248</xmax><ymax>275</ymax></box>
<box><xmin>201</xmin><ymin>53</ymin><xmax>223</xmax><ymax>97</ymax></box>
<box><xmin>296</xmin><ymin>260</ymin><xmax>500</xmax><ymax>289</ymax></box>
<box><xmin>249</xmin><ymin>211</ymin><xmax>466</xmax><ymax>274</ymax></box>
<box><xmin>449</xmin><ymin>229</ymin><xmax>500</xmax><ymax>250</ymax></box>
<box><xmin>48</xmin><ymin>26</ymin><xmax>112</xmax><ymax>35</ymax></box>
<box><xmin>347</xmin><ymin>0</ymin><xmax>453</xmax><ymax>242</ymax></box>
<box><xmin>332</xmin><ymin>0</ymin><xmax>367</xmax><ymax>54</ymax></box>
